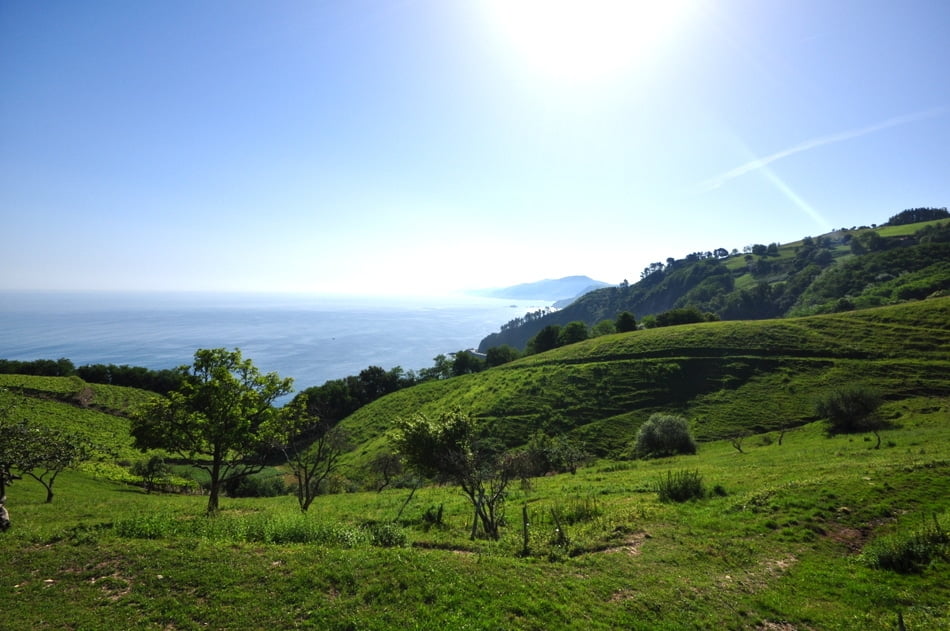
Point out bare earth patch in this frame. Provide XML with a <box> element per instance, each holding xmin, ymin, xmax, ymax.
<box><xmin>602</xmin><ymin>531</ymin><xmax>650</xmax><ymax>556</ymax></box>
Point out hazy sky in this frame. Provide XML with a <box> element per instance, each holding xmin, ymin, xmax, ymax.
<box><xmin>2</xmin><ymin>0</ymin><xmax>948</xmax><ymax>295</ymax></box>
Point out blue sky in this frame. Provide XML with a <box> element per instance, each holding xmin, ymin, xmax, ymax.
<box><xmin>1</xmin><ymin>0</ymin><xmax>948</xmax><ymax>295</ymax></box>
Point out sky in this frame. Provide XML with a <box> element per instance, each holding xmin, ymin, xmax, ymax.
<box><xmin>1</xmin><ymin>0</ymin><xmax>948</xmax><ymax>296</ymax></box>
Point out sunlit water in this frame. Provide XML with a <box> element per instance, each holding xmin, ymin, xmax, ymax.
<box><xmin>0</xmin><ymin>292</ymin><xmax>541</xmax><ymax>393</ymax></box>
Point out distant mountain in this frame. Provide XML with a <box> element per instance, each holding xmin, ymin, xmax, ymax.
<box><xmin>470</xmin><ymin>275</ymin><xmax>611</xmax><ymax>302</ymax></box>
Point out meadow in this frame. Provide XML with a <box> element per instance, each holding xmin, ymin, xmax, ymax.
<box><xmin>2</xmin><ymin>297</ymin><xmax>948</xmax><ymax>629</ymax></box>
<box><xmin>2</xmin><ymin>398</ymin><xmax>948</xmax><ymax>630</ymax></box>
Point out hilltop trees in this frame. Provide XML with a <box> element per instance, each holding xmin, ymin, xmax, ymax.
<box><xmin>131</xmin><ymin>348</ymin><xmax>293</xmax><ymax>514</ymax></box>
<box><xmin>887</xmin><ymin>207</ymin><xmax>948</xmax><ymax>225</ymax></box>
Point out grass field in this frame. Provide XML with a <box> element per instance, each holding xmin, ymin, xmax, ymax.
<box><xmin>2</xmin><ymin>298</ymin><xmax>948</xmax><ymax>629</ymax></box>
<box><xmin>2</xmin><ymin>398</ymin><xmax>948</xmax><ymax>629</ymax></box>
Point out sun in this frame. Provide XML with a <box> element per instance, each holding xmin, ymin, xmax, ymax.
<box><xmin>482</xmin><ymin>0</ymin><xmax>694</xmax><ymax>84</ymax></box>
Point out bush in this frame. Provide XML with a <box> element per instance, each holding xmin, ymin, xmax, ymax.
<box><xmin>862</xmin><ymin>514</ymin><xmax>949</xmax><ymax>573</ymax></box>
<box><xmin>362</xmin><ymin>521</ymin><xmax>409</xmax><ymax>548</ymax></box>
<box><xmin>225</xmin><ymin>472</ymin><xmax>289</xmax><ymax>498</ymax></box>
<box><xmin>654</xmin><ymin>469</ymin><xmax>706</xmax><ymax>503</ymax></box>
<box><xmin>815</xmin><ymin>385</ymin><xmax>883</xmax><ymax>435</ymax></box>
<box><xmin>634</xmin><ymin>413</ymin><xmax>697</xmax><ymax>459</ymax></box>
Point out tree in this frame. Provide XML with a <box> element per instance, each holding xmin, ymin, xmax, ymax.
<box><xmin>392</xmin><ymin>410</ymin><xmax>515</xmax><ymax>540</ymax></box>
<box><xmin>592</xmin><ymin>319</ymin><xmax>616</xmax><ymax>337</ymax></box>
<box><xmin>130</xmin><ymin>348</ymin><xmax>293</xmax><ymax>514</ymax></box>
<box><xmin>527</xmin><ymin>324</ymin><xmax>562</xmax><ymax>355</ymax></box>
<box><xmin>131</xmin><ymin>455</ymin><xmax>172</xmax><ymax>494</ymax></box>
<box><xmin>419</xmin><ymin>354</ymin><xmax>453</xmax><ymax>381</ymax></box>
<box><xmin>615</xmin><ymin>311</ymin><xmax>637</xmax><ymax>333</ymax></box>
<box><xmin>485</xmin><ymin>344</ymin><xmax>521</xmax><ymax>367</ymax></box>
<box><xmin>557</xmin><ymin>321</ymin><xmax>589</xmax><ymax>346</ymax></box>
<box><xmin>0</xmin><ymin>419</ymin><xmax>27</xmax><ymax>507</ymax></box>
<box><xmin>634</xmin><ymin>413</ymin><xmax>697</xmax><ymax>459</ymax></box>
<box><xmin>368</xmin><ymin>451</ymin><xmax>403</xmax><ymax>492</ymax></box>
<box><xmin>815</xmin><ymin>385</ymin><xmax>885</xmax><ymax>447</ymax></box>
<box><xmin>451</xmin><ymin>350</ymin><xmax>485</xmax><ymax>376</ymax></box>
<box><xmin>17</xmin><ymin>425</ymin><xmax>91</xmax><ymax>503</ymax></box>
<box><xmin>266</xmin><ymin>394</ymin><xmax>351</xmax><ymax>512</ymax></box>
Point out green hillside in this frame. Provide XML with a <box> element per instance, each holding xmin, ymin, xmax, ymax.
<box><xmin>0</xmin><ymin>375</ymin><xmax>155</xmax><ymax>470</ymax></box>
<box><xmin>2</xmin><ymin>294</ymin><xmax>949</xmax><ymax>630</ymax></box>
<box><xmin>479</xmin><ymin>217</ymin><xmax>950</xmax><ymax>351</ymax></box>
<box><xmin>341</xmin><ymin>297</ymin><xmax>950</xmax><ymax>467</ymax></box>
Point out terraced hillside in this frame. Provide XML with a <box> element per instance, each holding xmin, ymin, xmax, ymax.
<box><xmin>340</xmin><ymin>297</ymin><xmax>950</xmax><ymax>464</ymax></box>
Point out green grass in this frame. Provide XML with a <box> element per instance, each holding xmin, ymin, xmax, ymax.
<box><xmin>339</xmin><ymin>297</ymin><xmax>950</xmax><ymax>464</ymax></box>
<box><xmin>1</xmin><ymin>297</ymin><xmax>948</xmax><ymax>629</ymax></box>
<box><xmin>2</xmin><ymin>408</ymin><xmax>948</xmax><ymax>629</ymax></box>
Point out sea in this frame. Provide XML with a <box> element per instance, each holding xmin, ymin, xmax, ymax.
<box><xmin>0</xmin><ymin>291</ymin><xmax>542</xmax><ymax>396</ymax></box>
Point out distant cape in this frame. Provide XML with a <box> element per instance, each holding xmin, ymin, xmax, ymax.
<box><xmin>469</xmin><ymin>275</ymin><xmax>611</xmax><ymax>303</ymax></box>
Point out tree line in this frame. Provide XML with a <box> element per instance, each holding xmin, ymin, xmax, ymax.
<box><xmin>0</xmin><ymin>359</ymin><xmax>183</xmax><ymax>395</ymax></box>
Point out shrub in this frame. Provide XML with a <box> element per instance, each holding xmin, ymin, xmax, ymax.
<box><xmin>362</xmin><ymin>521</ymin><xmax>409</xmax><ymax>548</ymax></box>
<box><xmin>815</xmin><ymin>385</ymin><xmax>883</xmax><ymax>435</ymax></box>
<box><xmin>862</xmin><ymin>514</ymin><xmax>949</xmax><ymax>573</ymax></box>
<box><xmin>131</xmin><ymin>456</ymin><xmax>171</xmax><ymax>493</ymax></box>
<box><xmin>634</xmin><ymin>413</ymin><xmax>697</xmax><ymax>459</ymax></box>
<box><xmin>225</xmin><ymin>472</ymin><xmax>289</xmax><ymax>498</ymax></box>
<box><xmin>654</xmin><ymin>469</ymin><xmax>706</xmax><ymax>503</ymax></box>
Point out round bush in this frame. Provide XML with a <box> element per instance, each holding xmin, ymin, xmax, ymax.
<box><xmin>634</xmin><ymin>413</ymin><xmax>697</xmax><ymax>459</ymax></box>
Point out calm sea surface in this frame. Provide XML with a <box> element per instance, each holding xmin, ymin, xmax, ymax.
<box><xmin>0</xmin><ymin>292</ymin><xmax>540</xmax><ymax>392</ymax></box>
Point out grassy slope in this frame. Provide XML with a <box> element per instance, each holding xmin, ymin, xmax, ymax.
<box><xmin>1</xmin><ymin>298</ymin><xmax>948</xmax><ymax>629</ymax></box>
<box><xmin>0</xmin><ymin>375</ymin><xmax>154</xmax><ymax>462</ymax></box>
<box><xmin>1</xmin><ymin>402</ymin><xmax>947</xmax><ymax>630</ymax></box>
<box><xmin>339</xmin><ymin>297</ymin><xmax>950</xmax><ymax>465</ymax></box>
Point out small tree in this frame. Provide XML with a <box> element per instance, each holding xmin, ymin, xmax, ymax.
<box><xmin>392</xmin><ymin>410</ymin><xmax>515</xmax><ymax>540</ymax></box>
<box><xmin>816</xmin><ymin>385</ymin><xmax>885</xmax><ymax>447</ymax></box>
<box><xmin>616</xmin><ymin>311</ymin><xmax>637</xmax><ymax>333</ymax></box>
<box><xmin>20</xmin><ymin>425</ymin><xmax>92</xmax><ymax>503</ymax></box>
<box><xmin>557</xmin><ymin>321</ymin><xmax>589</xmax><ymax>346</ymax></box>
<box><xmin>131</xmin><ymin>455</ymin><xmax>172</xmax><ymax>493</ymax></box>
<box><xmin>267</xmin><ymin>394</ymin><xmax>351</xmax><ymax>512</ymax></box>
<box><xmin>634</xmin><ymin>413</ymin><xmax>697</xmax><ymax>459</ymax></box>
<box><xmin>485</xmin><ymin>345</ymin><xmax>521</xmax><ymax>368</ymax></box>
<box><xmin>368</xmin><ymin>451</ymin><xmax>403</xmax><ymax>492</ymax></box>
<box><xmin>131</xmin><ymin>348</ymin><xmax>293</xmax><ymax>514</ymax></box>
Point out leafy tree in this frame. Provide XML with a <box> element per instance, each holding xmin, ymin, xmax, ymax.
<box><xmin>485</xmin><ymin>345</ymin><xmax>521</xmax><ymax>368</ymax></box>
<box><xmin>266</xmin><ymin>394</ymin><xmax>351</xmax><ymax>512</ymax></box>
<box><xmin>592</xmin><ymin>319</ymin><xmax>616</xmax><ymax>337</ymax></box>
<box><xmin>419</xmin><ymin>354</ymin><xmax>453</xmax><ymax>381</ymax></box>
<box><xmin>527</xmin><ymin>324</ymin><xmax>562</xmax><ymax>355</ymax></box>
<box><xmin>816</xmin><ymin>385</ymin><xmax>885</xmax><ymax>447</ymax></box>
<box><xmin>557</xmin><ymin>321</ymin><xmax>589</xmax><ymax>346</ymax></box>
<box><xmin>392</xmin><ymin>410</ymin><xmax>515</xmax><ymax>540</ymax></box>
<box><xmin>615</xmin><ymin>311</ymin><xmax>637</xmax><ymax>333</ymax></box>
<box><xmin>23</xmin><ymin>427</ymin><xmax>91</xmax><ymax>503</ymax></box>
<box><xmin>0</xmin><ymin>419</ymin><xmax>26</xmax><ymax>505</ymax></box>
<box><xmin>367</xmin><ymin>451</ymin><xmax>403</xmax><ymax>492</ymax></box>
<box><xmin>130</xmin><ymin>348</ymin><xmax>293</xmax><ymax>514</ymax></box>
<box><xmin>0</xmin><ymin>419</ymin><xmax>90</xmax><ymax>503</ymax></box>
<box><xmin>451</xmin><ymin>350</ymin><xmax>486</xmax><ymax>376</ymax></box>
<box><xmin>131</xmin><ymin>455</ymin><xmax>172</xmax><ymax>494</ymax></box>
<box><xmin>634</xmin><ymin>413</ymin><xmax>697</xmax><ymax>459</ymax></box>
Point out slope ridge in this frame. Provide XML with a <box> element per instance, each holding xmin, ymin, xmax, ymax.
<box><xmin>339</xmin><ymin>297</ymin><xmax>950</xmax><ymax>462</ymax></box>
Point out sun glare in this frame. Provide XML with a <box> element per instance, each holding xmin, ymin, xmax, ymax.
<box><xmin>483</xmin><ymin>0</ymin><xmax>694</xmax><ymax>84</ymax></box>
